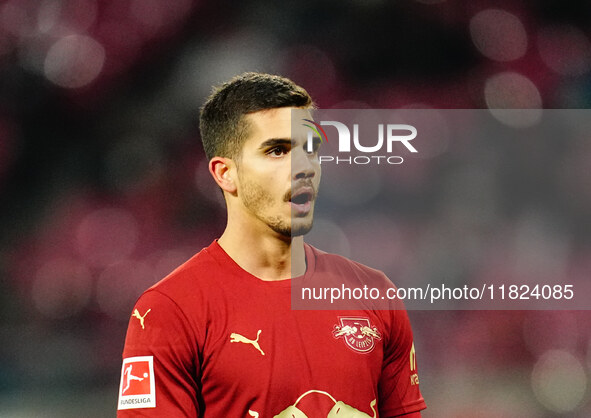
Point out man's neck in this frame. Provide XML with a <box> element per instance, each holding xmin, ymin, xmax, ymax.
<box><xmin>217</xmin><ymin>225</ymin><xmax>306</xmax><ymax>281</ymax></box>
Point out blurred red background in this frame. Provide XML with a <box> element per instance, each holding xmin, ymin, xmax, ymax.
<box><xmin>0</xmin><ymin>0</ymin><xmax>590</xmax><ymax>416</ymax></box>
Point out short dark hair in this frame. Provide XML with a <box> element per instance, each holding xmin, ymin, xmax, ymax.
<box><xmin>199</xmin><ymin>72</ymin><xmax>313</xmax><ymax>161</ymax></box>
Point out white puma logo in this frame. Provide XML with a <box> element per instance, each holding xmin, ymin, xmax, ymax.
<box><xmin>230</xmin><ymin>330</ymin><xmax>265</xmax><ymax>356</ymax></box>
<box><xmin>131</xmin><ymin>308</ymin><xmax>151</xmax><ymax>330</ymax></box>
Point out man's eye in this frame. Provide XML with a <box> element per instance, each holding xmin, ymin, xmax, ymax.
<box><xmin>268</xmin><ymin>146</ymin><xmax>287</xmax><ymax>156</ymax></box>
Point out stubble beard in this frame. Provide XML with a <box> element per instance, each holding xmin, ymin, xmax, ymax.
<box><xmin>291</xmin><ymin>219</ymin><xmax>314</xmax><ymax>237</ymax></box>
<box><xmin>240</xmin><ymin>176</ymin><xmax>314</xmax><ymax>239</ymax></box>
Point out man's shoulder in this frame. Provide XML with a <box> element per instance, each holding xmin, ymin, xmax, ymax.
<box><xmin>126</xmin><ymin>242</ymin><xmax>226</xmax><ymax>343</ymax></box>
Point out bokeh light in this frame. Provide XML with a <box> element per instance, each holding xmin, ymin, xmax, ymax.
<box><xmin>531</xmin><ymin>349</ymin><xmax>587</xmax><ymax>413</ymax></box>
<box><xmin>470</xmin><ymin>9</ymin><xmax>528</xmax><ymax>62</ymax></box>
<box><xmin>537</xmin><ymin>24</ymin><xmax>591</xmax><ymax>77</ymax></box>
<box><xmin>44</xmin><ymin>34</ymin><xmax>105</xmax><ymax>88</ymax></box>
<box><xmin>484</xmin><ymin>72</ymin><xmax>542</xmax><ymax>127</ymax></box>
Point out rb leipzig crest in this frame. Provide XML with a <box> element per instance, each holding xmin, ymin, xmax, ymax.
<box><xmin>333</xmin><ymin>317</ymin><xmax>381</xmax><ymax>354</ymax></box>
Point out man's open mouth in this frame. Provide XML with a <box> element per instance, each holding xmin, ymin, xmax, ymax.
<box><xmin>290</xmin><ymin>190</ymin><xmax>313</xmax><ymax>205</ymax></box>
<box><xmin>289</xmin><ymin>187</ymin><xmax>314</xmax><ymax>215</ymax></box>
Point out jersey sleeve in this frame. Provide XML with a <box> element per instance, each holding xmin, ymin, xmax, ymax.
<box><xmin>117</xmin><ymin>289</ymin><xmax>201</xmax><ymax>417</ymax></box>
<box><xmin>378</xmin><ymin>305</ymin><xmax>426</xmax><ymax>417</ymax></box>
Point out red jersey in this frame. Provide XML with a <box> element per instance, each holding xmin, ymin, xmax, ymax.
<box><xmin>118</xmin><ymin>241</ymin><xmax>426</xmax><ymax>417</ymax></box>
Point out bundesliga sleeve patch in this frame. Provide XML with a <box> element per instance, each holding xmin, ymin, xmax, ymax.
<box><xmin>118</xmin><ymin>356</ymin><xmax>156</xmax><ymax>410</ymax></box>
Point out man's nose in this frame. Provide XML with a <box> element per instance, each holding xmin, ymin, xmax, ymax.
<box><xmin>291</xmin><ymin>148</ymin><xmax>316</xmax><ymax>179</ymax></box>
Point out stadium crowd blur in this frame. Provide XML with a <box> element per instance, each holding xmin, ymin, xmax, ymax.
<box><xmin>1</xmin><ymin>0</ymin><xmax>590</xmax><ymax>416</ymax></box>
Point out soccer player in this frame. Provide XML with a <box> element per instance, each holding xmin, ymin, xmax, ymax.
<box><xmin>117</xmin><ymin>73</ymin><xmax>426</xmax><ymax>417</ymax></box>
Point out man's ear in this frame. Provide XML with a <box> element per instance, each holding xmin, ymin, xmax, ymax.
<box><xmin>209</xmin><ymin>157</ymin><xmax>237</xmax><ymax>194</ymax></box>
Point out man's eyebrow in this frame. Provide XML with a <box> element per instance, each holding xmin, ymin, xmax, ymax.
<box><xmin>258</xmin><ymin>138</ymin><xmax>294</xmax><ymax>149</ymax></box>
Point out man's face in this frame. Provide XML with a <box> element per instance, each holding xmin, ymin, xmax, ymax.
<box><xmin>234</xmin><ymin>107</ymin><xmax>321</xmax><ymax>238</ymax></box>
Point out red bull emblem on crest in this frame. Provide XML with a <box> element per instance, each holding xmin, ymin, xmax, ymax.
<box><xmin>332</xmin><ymin>317</ymin><xmax>381</xmax><ymax>354</ymax></box>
